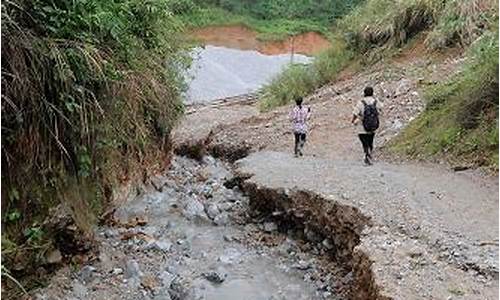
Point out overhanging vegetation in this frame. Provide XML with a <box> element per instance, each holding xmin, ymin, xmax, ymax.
<box><xmin>1</xmin><ymin>0</ymin><xmax>190</xmax><ymax>293</ymax></box>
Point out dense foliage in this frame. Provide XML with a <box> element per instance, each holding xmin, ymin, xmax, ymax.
<box><xmin>196</xmin><ymin>0</ymin><xmax>365</xmax><ymax>23</ymax></box>
<box><xmin>339</xmin><ymin>0</ymin><xmax>497</xmax><ymax>52</ymax></box>
<box><xmin>1</xmin><ymin>0</ymin><xmax>189</xmax><ymax>292</ymax></box>
<box><xmin>176</xmin><ymin>0</ymin><xmax>365</xmax><ymax>40</ymax></box>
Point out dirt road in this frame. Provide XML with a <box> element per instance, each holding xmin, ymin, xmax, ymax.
<box><xmin>173</xmin><ymin>49</ymin><xmax>499</xmax><ymax>299</ymax></box>
<box><xmin>237</xmin><ymin>151</ymin><xmax>498</xmax><ymax>299</ymax></box>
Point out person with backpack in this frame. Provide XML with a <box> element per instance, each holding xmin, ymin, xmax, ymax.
<box><xmin>289</xmin><ymin>96</ymin><xmax>311</xmax><ymax>157</ymax></box>
<box><xmin>351</xmin><ymin>86</ymin><xmax>382</xmax><ymax>165</ymax></box>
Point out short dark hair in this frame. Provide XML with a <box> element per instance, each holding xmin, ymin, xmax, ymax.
<box><xmin>364</xmin><ymin>86</ymin><xmax>374</xmax><ymax>97</ymax></box>
<box><xmin>295</xmin><ymin>97</ymin><xmax>303</xmax><ymax>106</ymax></box>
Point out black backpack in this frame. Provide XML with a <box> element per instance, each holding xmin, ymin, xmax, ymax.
<box><xmin>362</xmin><ymin>99</ymin><xmax>379</xmax><ymax>132</ymax></box>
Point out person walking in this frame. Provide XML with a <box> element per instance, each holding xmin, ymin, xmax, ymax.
<box><xmin>289</xmin><ymin>97</ymin><xmax>311</xmax><ymax>157</ymax></box>
<box><xmin>351</xmin><ymin>86</ymin><xmax>382</xmax><ymax>165</ymax></box>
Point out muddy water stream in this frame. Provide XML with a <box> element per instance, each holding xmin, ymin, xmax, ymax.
<box><xmin>37</xmin><ymin>155</ymin><xmax>346</xmax><ymax>299</ymax></box>
<box><xmin>112</xmin><ymin>156</ymin><xmax>319</xmax><ymax>299</ymax></box>
<box><xmin>37</xmin><ymin>26</ymin><xmax>342</xmax><ymax>300</ymax></box>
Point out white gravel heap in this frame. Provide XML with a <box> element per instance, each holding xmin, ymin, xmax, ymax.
<box><xmin>184</xmin><ymin>45</ymin><xmax>312</xmax><ymax>104</ymax></box>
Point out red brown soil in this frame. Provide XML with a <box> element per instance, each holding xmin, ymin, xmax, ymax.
<box><xmin>191</xmin><ymin>25</ymin><xmax>331</xmax><ymax>56</ymax></box>
<box><xmin>191</xmin><ymin>26</ymin><xmax>259</xmax><ymax>51</ymax></box>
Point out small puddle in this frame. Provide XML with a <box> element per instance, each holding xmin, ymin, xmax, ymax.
<box><xmin>191</xmin><ymin>25</ymin><xmax>331</xmax><ymax>56</ymax></box>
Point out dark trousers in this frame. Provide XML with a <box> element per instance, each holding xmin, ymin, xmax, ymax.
<box><xmin>294</xmin><ymin>132</ymin><xmax>306</xmax><ymax>155</ymax></box>
<box><xmin>358</xmin><ymin>133</ymin><xmax>375</xmax><ymax>156</ymax></box>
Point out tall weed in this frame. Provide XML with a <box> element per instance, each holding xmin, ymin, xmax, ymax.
<box><xmin>260</xmin><ymin>39</ymin><xmax>353</xmax><ymax>110</ymax></box>
<box><xmin>1</xmin><ymin>0</ymin><xmax>190</xmax><ymax>290</ymax></box>
<box><xmin>389</xmin><ymin>32</ymin><xmax>499</xmax><ymax>167</ymax></box>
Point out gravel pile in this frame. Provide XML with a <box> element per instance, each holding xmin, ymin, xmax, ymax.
<box><xmin>184</xmin><ymin>45</ymin><xmax>311</xmax><ymax>104</ymax></box>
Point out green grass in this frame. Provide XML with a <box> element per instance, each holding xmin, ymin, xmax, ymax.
<box><xmin>389</xmin><ymin>32</ymin><xmax>499</xmax><ymax>168</ymax></box>
<box><xmin>260</xmin><ymin>64</ymin><xmax>318</xmax><ymax>111</ymax></box>
<box><xmin>259</xmin><ymin>39</ymin><xmax>354</xmax><ymax>111</ymax></box>
<box><xmin>339</xmin><ymin>0</ymin><xmax>440</xmax><ymax>51</ymax></box>
<box><xmin>179</xmin><ymin>7</ymin><xmax>331</xmax><ymax>41</ymax></box>
<box><xmin>174</xmin><ymin>0</ymin><xmax>366</xmax><ymax>41</ymax></box>
<box><xmin>338</xmin><ymin>0</ymin><xmax>497</xmax><ymax>51</ymax></box>
<box><xmin>426</xmin><ymin>0</ymin><xmax>498</xmax><ymax>49</ymax></box>
<box><xmin>2</xmin><ymin>0</ymin><xmax>189</xmax><ymax>293</ymax></box>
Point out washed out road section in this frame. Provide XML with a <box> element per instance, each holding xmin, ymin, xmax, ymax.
<box><xmin>236</xmin><ymin>151</ymin><xmax>499</xmax><ymax>299</ymax></box>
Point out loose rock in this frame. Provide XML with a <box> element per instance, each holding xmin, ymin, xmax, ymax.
<box><xmin>112</xmin><ymin>268</ymin><xmax>123</xmax><ymax>275</ymax></box>
<box><xmin>205</xmin><ymin>204</ymin><xmax>220</xmax><ymax>220</ymax></box>
<box><xmin>214</xmin><ymin>212</ymin><xmax>229</xmax><ymax>226</ymax></box>
<box><xmin>264</xmin><ymin>222</ymin><xmax>278</xmax><ymax>233</ymax></box>
<box><xmin>321</xmin><ymin>239</ymin><xmax>334</xmax><ymax>250</ymax></box>
<box><xmin>154</xmin><ymin>292</ymin><xmax>172</xmax><ymax>300</ymax></box>
<box><xmin>202</xmin><ymin>267</ymin><xmax>227</xmax><ymax>284</ymax></box>
<box><xmin>147</xmin><ymin>239</ymin><xmax>173</xmax><ymax>252</ymax></box>
<box><xmin>183</xmin><ymin>198</ymin><xmax>207</xmax><ymax>220</ymax></box>
<box><xmin>168</xmin><ymin>277</ymin><xmax>189</xmax><ymax>300</ymax></box>
<box><xmin>218</xmin><ymin>248</ymin><xmax>242</xmax><ymax>264</ymax></box>
<box><xmin>159</xmin><ymin>271</ymin><xmax>176</xmax><ymax>287</ymax></box>
<box><xmin>125</xmin><ymin>259</ymin><xmax>142</xmax><ymax>279</ymax></box>
<box><xmin>79</xmin><ymin>265</ymin><xmax>96</xmax><ymax>284</ymax></box>
<box><xmin>46</xmin><ymin>249</ymin><xmax>63</xmax><ymax>265</ymax></box>
<box><xmin>218</xmin><ymin>202</ymin><xmax>234</xmax><ymax>211</ymax></box>
<box><xmin>72</xmin><ymin>281</ymin><xmax>88</xmax><ymax>299</ymax></box>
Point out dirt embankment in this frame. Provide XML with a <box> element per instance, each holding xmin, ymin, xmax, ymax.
<box><xmin>191</xmin><ymin>25</ymin><xmax>331</xmax><ymax>56</ymax></box>
<box><xmin>239</xmin><ymin>184</ymin><xmax>378</xmax><ymax>299</ymax></box>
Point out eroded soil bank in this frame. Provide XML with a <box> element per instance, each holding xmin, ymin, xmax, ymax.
<box><xmin>190</xmin><ymin>25</ymin><xmax>331</xmax><ymax>56</ymax></box>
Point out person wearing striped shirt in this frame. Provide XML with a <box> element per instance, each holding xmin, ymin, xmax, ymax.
<box><xmin>289</xmin><ymin>97</ymin><xmax>311</xmax><ymax>157</ymax></box>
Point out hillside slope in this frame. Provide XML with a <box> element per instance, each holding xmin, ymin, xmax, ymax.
<box><xmin>260</xmin><ymin>0</ymin><xmax>499</xmax><ymax>169</ymax></box>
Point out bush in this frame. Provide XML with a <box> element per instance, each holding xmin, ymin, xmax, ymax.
<box><xmin>339</xmin><ymin>0</ymin><xmax>440</xmax><ymax>52</ymax></box>
<box><xmin>1</xmin><ymin>0</ymin><xmax>189</xmax><ymax>291</ymax></box>
<box><xmin>389</xmin><ymin>32</ymin><xmax>499</xmax><ymax>167</ymax></box>
<box><xmin>260</xmin><ymin>39</ymin><xmax>353</xmax><ymax>110</ymax></box>
<box><xmin>168</xmin><ymin>0</ymin><xmax>197</xmax><ymax>14</ymax></box>
<box><xmin>260</xmin><ymin>64</ymin><xmax>318</xmax><ymax>111</ymax></box>
<box><xmin>194</xmin><ymin>0</ymin><xmax>365</xmax><ymax>22</ymax></box>
<box><xmin>426</xmin><ymin>0</ymin><xmax>497</xmax><ymax>49</ymax></box>
<box><xmin>340</xmin><ymin>0</ymin><xmax>497</xmax><ymax>52</ymax></box>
